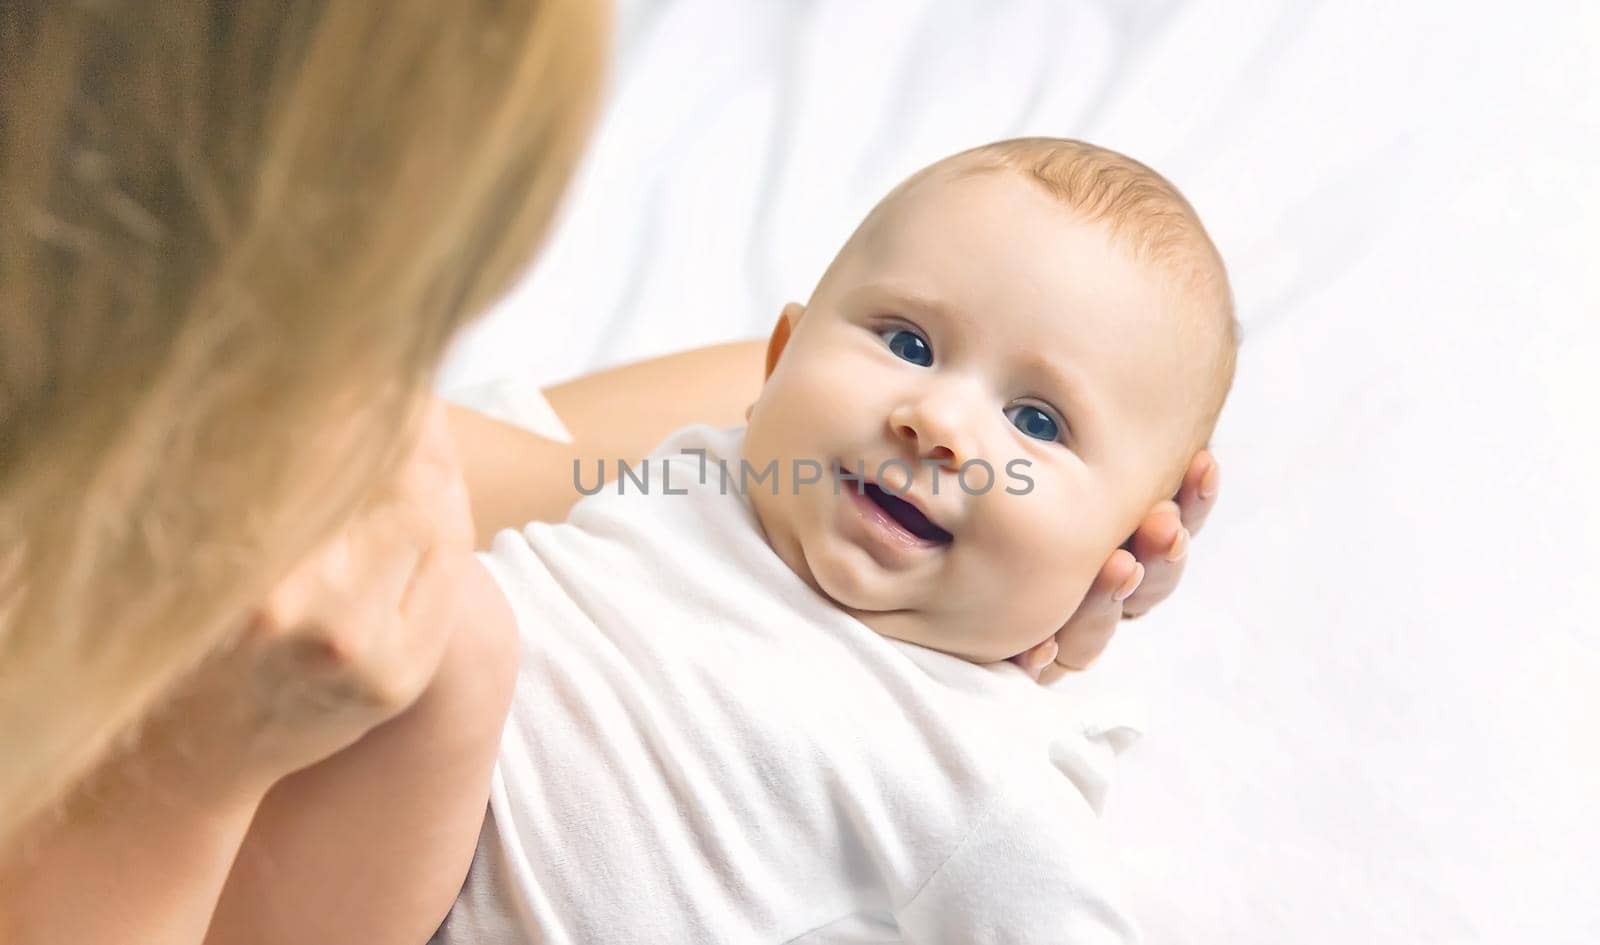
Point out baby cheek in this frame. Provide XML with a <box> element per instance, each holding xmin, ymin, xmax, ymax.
<box><xmin>985</xmin><ymin>496</ymin><xmax>1102</xmax><ymax>623</ymax></box>
<box><xmin>748</xmin><ymin>376</ymin><xmax>823</xmax><ymax>451</ymax></box>
<box><xmin>1037</xmin><ymin>539</ymin><xmax>1103</xmax><ymax>623</ymax></box>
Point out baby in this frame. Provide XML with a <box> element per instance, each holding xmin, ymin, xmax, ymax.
<box><xmin>427</xmin><ymin>138</ymin><xmax>1237</xmax><ymax>943</ymax></box>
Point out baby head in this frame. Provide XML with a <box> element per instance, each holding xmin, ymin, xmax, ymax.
<box><xmin>743</xmin><ymin>138</ymin><xmax>1238</xmax><ymax>664</ymax></box>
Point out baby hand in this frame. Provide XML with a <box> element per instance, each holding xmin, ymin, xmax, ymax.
<box><xmin>1013</xmin><ymin>450</ymin><xmax>1220</xmax><ymax>683</ymax></box>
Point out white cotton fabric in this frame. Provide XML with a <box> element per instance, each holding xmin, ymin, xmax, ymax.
<box><xmin>434</xmin><ymin>424</ymin><xmax>1140</xmax><ymax>945</ymax></box>
<box><xmin>440</xmin><ymin>376</ymin><xmax>574</xmax><ymax>444</ymax></box>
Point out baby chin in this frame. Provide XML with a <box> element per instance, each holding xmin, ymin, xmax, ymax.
<box><xmin>804</xmin><ymin>540</ymin><xmax>1073</xmax><ymax>663</ymax></box>
<box><xmin>803</xmin><ymin>537</ymin><xmax>908</xmax><ymax>613</ymax></box>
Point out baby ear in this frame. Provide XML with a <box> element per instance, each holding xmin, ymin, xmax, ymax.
<box><xmin>763</xmin><ymin>302</ymin><xmax>805</xmax><ymax>379</ymax></box>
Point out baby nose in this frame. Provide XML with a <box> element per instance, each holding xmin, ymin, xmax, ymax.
<box><xmin>889</xmin><ymin>393</ymin><xmax>972</xmax><ymax>469</ymax></box>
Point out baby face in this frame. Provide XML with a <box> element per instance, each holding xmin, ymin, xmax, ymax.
<box><xmin>743</xmin><ymin>170</ymin><xmax>1205</xmax><ymax>662</ymax></box>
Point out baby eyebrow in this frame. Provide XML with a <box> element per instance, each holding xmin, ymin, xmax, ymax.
<box><xmin>870</xmin><ymin>284</ymin><xmax>968</xmax><ymax>327</ymax></box>
<box><xmin>1017</xmin><ymin>353</ymin><xmax>1096</xmax><ymax>438</ymax></box>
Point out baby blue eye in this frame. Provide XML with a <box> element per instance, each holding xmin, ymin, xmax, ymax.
<box><xmin>1007</xmin><ymin>404</ymin><xmax>1061</xmax><ymax>442</ymax></box>
<box><xmin>880</xmin><ymin>327</ymin><xmax>932</xmax><ymax>366</ymax></box>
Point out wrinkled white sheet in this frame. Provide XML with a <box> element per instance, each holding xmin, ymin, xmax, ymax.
<box><xmin>440</xmin><ymin>2</ymin><xmax>1600</xmax><ymax>941</ymax></box>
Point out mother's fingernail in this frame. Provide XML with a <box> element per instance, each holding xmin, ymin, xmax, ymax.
<box><xmin>1199</xmin><ymin>462</ymin><xmax>1220</xmax><ymax>500</ymax></box>
<box><xmin>1113</xmin><ymin>563</ymin><xmax>1145</xmax><ymax>602</ymax></box>
<box><xmin>1164</xmin><ymin>528</ymin><xmax>1189</xmax><ymax>562</ymax></box>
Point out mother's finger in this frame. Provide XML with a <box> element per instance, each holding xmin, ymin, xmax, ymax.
<box><xmin>1037</xmin><ymin>549</ymin><xmax>1143</xmax><ymax>684</ymax></box>
<box><xmin>373</xmin><ymin>545</ymin><xmax>465</xmax><ymax>707</ymax></box>
<box><xmin>1119</xmin><ymin>500</ymin><xmax>1186</xmax><ymax>619</ymax></box>
<box><xmin>1175</xmin><ymin>450</ymin><xmax>1220</xmax><ymax>537</ymax></box>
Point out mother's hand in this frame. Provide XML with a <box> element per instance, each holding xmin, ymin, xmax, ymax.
<box><xmin>1013</xmin><ymin>451</ymin><xmax>1221</xmax><ymax>683</ymax></box>
<box><xmin>156</xmin><ymin>399</ymin><xmax>477</xmax><ymax>797</ymax></box>
<box><xmin>0</xmin><ymin>402</ymin><xmax>480</xmax><ymax>945</ymax></box>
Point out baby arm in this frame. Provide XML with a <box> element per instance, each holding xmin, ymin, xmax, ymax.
<box><xmin>205</xmin><ymin>557</ymin><xmax>519</xmax><ymax>945</ymax></box>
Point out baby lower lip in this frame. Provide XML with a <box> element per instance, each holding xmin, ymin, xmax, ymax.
<box><xmin>844</xmin><ymin>480</ymin><xmax>951</xmax><ymax>552</ymax></box>
<box><xmin>861</xmin><ymin>481</ymin><xmax>952</xmax><ymax>542</ymax></box>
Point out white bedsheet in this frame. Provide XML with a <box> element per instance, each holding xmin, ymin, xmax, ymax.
<box><xmin>440</xmin><ymin>2</ymin><xmax>1600</xmax><ymax>941</ymax></box>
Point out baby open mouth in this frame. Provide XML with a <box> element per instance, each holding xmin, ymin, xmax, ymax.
<box><xmin>861</xmin><ymin>481</ymin><xmax>953</xmax><ymax>544</ymax></box>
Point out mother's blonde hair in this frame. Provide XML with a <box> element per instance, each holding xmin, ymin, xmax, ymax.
<box><xmin>0</xmin><ymin>0</ymin><xmax>605</xmax><ymax>844</ymax></box>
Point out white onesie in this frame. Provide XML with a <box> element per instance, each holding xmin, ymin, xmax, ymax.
<box><xmin>432</xmin><ymin>424</ymin><xmax>1141</xmax><ymax>944</ymax></box>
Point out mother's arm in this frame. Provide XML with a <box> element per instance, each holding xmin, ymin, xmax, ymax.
<box><xmin>449</xmin><ymin>339</ymin><xmax>768</xmax><ymax>545</ymax></box>
<box><xmin>0</xmin><ymin>746</ymin><xmax>271</xmax><ymax>945</ymax></box>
